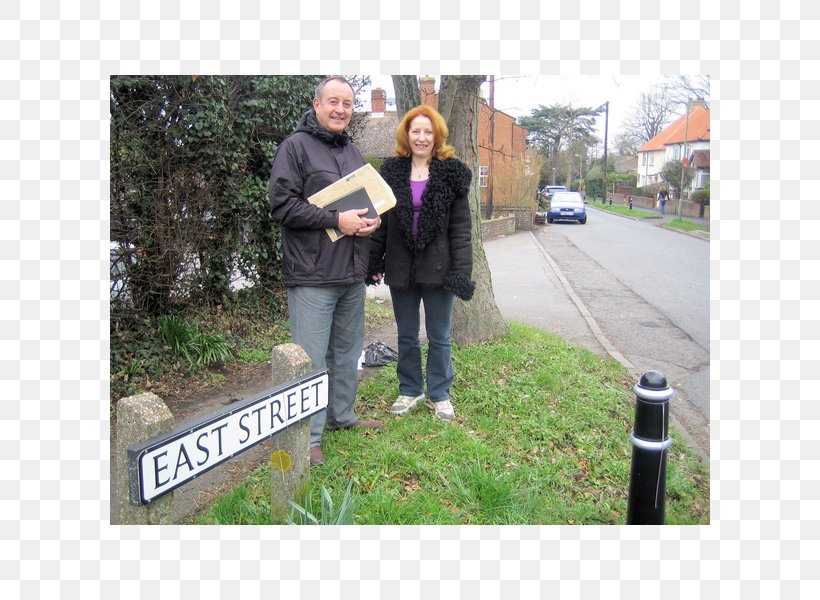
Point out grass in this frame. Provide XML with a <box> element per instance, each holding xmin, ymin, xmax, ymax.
<box><xmin>665</xmin><ymin>217</ymin><xmax>710</xmax><ymax>232</ymax></box>
<box><xmin>592</xmin><ymin>203</ymin><xmax>710</xmax><ymax>232</ymax></box>
<box><xmin>364</xmin><ymin>295</ymin><xmax>394</xmax><ymax>325</ymax></box>
<box><xmin>592</xmin><ymin>203</ymin><xmax>662</xmax><ymax>219</ymax></box>
<box><xmin>196</xmin><ymin>323</ymin><xmax>709</xmax><ymax>526</ymax></box>
<box><xmin>111</xmin><ymin>302</ymin><xmax>291</xmax><ymax>404</ymax></box>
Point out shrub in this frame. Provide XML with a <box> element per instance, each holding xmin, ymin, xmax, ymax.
<box><xmin>690</xmin><ymin>181</ymin><xmax>710</xmax><ymax>205</ymax></box>
<box><xmin>159</xmin><ymin>314</ymin><xmax>232</xmax><ymax>370</ymax></box>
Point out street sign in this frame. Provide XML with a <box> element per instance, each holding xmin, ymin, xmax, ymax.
<box><xmin>127</xmin><ymin>370</ymin><xmax>328</xmax><ymax>505</ymax></box>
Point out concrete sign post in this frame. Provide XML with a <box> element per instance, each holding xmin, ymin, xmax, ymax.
<box><xmin>113</xmin><ymin>392</ymin><xmax>175</xmax><ymax>525</ymax></box>
<box><xmin>127</xmin><ymin>370</ymin><xmax>328</xmax><ymax>506</ymax></box>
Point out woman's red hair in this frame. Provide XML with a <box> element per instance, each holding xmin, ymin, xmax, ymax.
<box><xmin>393</xmin><ymin>105</ymin><xmax>455</xmax><ymax>160</ymax></box>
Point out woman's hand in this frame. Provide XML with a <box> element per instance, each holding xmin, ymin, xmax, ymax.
<box><xmin>356</xmin><ymin>215</ymin><xmax>382</xmax><ymax>237</ymax></box>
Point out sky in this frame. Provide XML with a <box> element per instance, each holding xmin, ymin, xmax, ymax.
<box><xmin>357</xmin><ymin>75</ymin><xmax>674</xmax><ymax>151</ymax></box>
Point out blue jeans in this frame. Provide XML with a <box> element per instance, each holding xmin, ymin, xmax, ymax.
<box><xmin>287</xmin><ymin>284</ymin><xmax>365</xmax><ymax>447</ymax></box>
<box><xmin>390</xmin><ymin>285</ymin><xmax>454</xmax><ymax>402</ymax></box>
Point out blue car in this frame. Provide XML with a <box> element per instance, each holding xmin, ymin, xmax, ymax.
<box><xmin>547</xmin><ymin>191</ymin><xmax>587</xmax><ymax>224</ymax></box>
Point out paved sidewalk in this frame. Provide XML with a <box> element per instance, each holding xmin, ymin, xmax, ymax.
<box><xmin>482</xmin><ymin>231</ymin><xmax>604</xmax><ymax>354</ymax></box>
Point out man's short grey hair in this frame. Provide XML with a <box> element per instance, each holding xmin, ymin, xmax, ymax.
<box><xmin>315</xmin><ymin>76</ymin><xmax>355</xmax><ymax>101</ymax></box>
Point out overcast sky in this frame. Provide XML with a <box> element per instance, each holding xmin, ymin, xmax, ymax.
<box><xmin>358</xmin><ymin>75</ymin><xmax>675</xmax><ymax>147</ymax></box>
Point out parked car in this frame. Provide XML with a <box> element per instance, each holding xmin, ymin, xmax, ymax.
<box><xmin>544</xmin><ymin>185</ymin><xmax>567</xmax><ymax>201</ymax></box>
<box><xmin>547</xmin><ymin>191</ymin><xmax>587</xmax><ymax>224</ymax></box>
<box><xmin>535</xmin><ymin>185</ymin><xmax>568</xmax><ymax>224</ymax></box>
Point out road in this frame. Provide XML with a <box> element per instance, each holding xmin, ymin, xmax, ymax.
<box><xmin>486</xmin><ymin>208</ymin><xmax>710</xmax><ymax>459</ymax></box>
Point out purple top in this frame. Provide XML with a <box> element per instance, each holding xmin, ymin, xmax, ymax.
<box><xmin>409</xmin><ymin>178</ymin><xmax>428</xmax><ymax>238</ymax></box>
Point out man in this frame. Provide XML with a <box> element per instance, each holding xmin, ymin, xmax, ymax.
<box><xmin>269</xmin><ymin>76</ymin><xmax>383</xmax><ymax>466</ymax></box>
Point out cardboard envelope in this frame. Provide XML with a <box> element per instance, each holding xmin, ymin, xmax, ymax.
<box><xmin>307</xmin><ymin>163</ymin><xmax>397</xmax><ymax>242</ymax></box>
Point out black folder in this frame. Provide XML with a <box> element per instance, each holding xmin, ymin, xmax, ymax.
<box><xmin>324</xmin><ymin>187</ymin><xmax>377</xmax><ymax>238</ymax></box>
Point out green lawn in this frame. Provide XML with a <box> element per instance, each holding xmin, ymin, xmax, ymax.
<box><xmin>665</xmin><ymin>217</ymin><xmax>710</xmax><ymax>232</ymax></box>
<box><xmin>196</xmin><ymin>323</ymin><xmax>709</xmax><ymax>526</ymax></box>
<box><xmin>592</xmin><ymin>203</ymin><xmax>710</xmax><ymax>232</ymax></box>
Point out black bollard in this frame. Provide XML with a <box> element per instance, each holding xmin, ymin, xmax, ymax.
<box><xmin>626</xmin><ymin>370</ymin><xmax>674</xmax><ymax>525</ymax></box>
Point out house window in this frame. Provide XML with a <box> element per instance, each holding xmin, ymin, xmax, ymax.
<box><xmin>649</xmin><ymin>154</ymin><xmax>654</xmax><ymax>166</ymax></box>
<box><xmin>479</xmin><ymin>165</ymin><xmax>488</xmax><ymax>188</ymax></box>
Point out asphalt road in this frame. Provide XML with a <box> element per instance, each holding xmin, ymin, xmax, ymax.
<box><xmin>485</xmin><ymin>210</ymin><xmax>710</xmax><ymax>460</ymax></box>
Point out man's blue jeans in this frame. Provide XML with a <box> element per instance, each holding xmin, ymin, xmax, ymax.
<box><xmin>287</xmin><ymin>283</ymin><xmax>365</xmax><ymax>448</ymax></box>
<box><xmin>389</xmin><ymin>285</ymin><xmax>454</xmax><ymax>402</ymax></box>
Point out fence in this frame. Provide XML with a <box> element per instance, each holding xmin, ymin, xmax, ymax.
<box><xmin>606</xmin><ymin>193</ymin><xmax>710</xmax><ymax>220</ymax></box>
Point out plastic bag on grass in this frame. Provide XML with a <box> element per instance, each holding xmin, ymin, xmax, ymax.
<box><xmin>362</xmin><ymin>340</ymin><xmax>399</xmax><ymax>367</ymax></box>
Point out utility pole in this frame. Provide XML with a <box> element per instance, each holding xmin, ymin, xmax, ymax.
<box><xmin>486</xmin><ymin>75</ymin><xmax>495</xmax><ymax>220</ymax></box>
<box><xmin>565</xmin><ymin>106</ymin><xmax>575</xmax><ymax>187</ymax></box>
<box><xmin>602</xmin><ymin>101</ymin><xmax>609</xmax><ymax>202</ymax></box>
<box><xmin>677</xmin><ymin>99</ymin><xmax>690</xmax><ymax>219</ymax></box>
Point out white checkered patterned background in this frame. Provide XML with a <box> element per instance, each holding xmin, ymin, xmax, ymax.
<box><xmin>2</xmin><ymin>0</ymin><xmax>818</xmax><ymax>597</ymax></box>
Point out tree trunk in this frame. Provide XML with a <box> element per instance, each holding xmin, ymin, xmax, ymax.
<box><xmin>392</xmin><ymin>75</ymin><xmax>420</xmax><ymax>118</ymax></box>
<box><xmin>438</xmin><ymin>75</ymin><xmax>509</xmax><ymax>345</ymax></box>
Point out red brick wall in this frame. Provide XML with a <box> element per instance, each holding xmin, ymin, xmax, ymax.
<box><xmin>480</xmin><ymin>215</ymin><xmax>516</xmax><ymax>241</ymax></box>
<box><xmin>419</xmin><ymin>89</ymin><xmax>528</xmax><ymax>211</ymax></box>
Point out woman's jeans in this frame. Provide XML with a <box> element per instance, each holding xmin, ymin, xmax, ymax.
<box><xmin>389</xmin><ymin>285</ymin><xmax>454</xmax><ymax>402</ymax></box>
<box><xmin>287</xmin><ymin>283</ymin><xmax>365</xmax><ymax>448</ymax></box>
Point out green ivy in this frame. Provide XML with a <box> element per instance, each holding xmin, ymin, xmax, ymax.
<box><xmin>110</xmin><ymin>75</ymin><xmax>324</xmax><ymax>313</ymax></box>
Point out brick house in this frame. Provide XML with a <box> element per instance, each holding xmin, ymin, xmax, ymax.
<box><xmin>354</xmin><ymin>77</ymin><xmax>529</xmax><ymax>213</ymax></box>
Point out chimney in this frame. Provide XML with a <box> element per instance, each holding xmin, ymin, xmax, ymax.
<box><xmin>371</xmin><ymin>87</ymin><xmax>386</xmax><ymax>115</ymax></box>
<box><xmin>420</xmin><ymin>76</ymin><xmax>436</xmax><ymax>105</ymax></box>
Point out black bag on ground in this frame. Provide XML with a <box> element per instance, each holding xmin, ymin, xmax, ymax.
<box><xmin>362</xmin><ymin>341</ymin><xmax>399</xmax><ymax>367</ymax></box>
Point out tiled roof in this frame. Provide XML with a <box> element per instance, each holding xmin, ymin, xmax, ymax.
<box><xmin>638</xmin><ymin>106</ymin><xmax>710</xmax><ymax>152</ymax></box>
<box><xmin>691</xmin><ymin>149</ymin><xmax>710</xmax><ymax>169</ymax></box>
<box><xmin>352</xmin><ymin>112</ymin><xmax>400</xmax><ymax>158</ymax></box>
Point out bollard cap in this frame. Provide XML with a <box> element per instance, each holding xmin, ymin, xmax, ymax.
<box><xmin>639</xmin><ymin>370</ymin><xmax>667</xmax><ymax>389</ymax></box>
<box><xmin>633</xmin><ymin>370</ymin><xmax>674</xmax><ymax>402</ymax></box>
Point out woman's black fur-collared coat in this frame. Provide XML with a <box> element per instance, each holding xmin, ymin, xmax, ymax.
<box><xmin>367</xmin><ymin>156</ymin><xmax>476</xmax><ymax>300</ymax></box>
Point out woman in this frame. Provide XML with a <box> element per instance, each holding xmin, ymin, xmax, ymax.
<box><xmin>367</xmin><ymin>105</ymin><xmax>475</xmax><ymax>421</ymax></box>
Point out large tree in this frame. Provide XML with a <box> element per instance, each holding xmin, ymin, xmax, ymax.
<box><xmin>391</xmin><ymin>75</ymin><xmax>421</xmax><ymax>116</ymax></box>
<box><xmin>662</xmin><ymin>75</ymin><xmax>710</xmax><ymax>108</ymax></box>
<box><xmin>437</xmin><ymin>75</ymin><xmax>509</xmax><ymax>345</ymax></box>
<box><xmin>618</xmin><ymin>87</ymin><xmax>677</xmax><ymax>152</ymax></box>
<box><xmin>519</xmin><ymin>103</ymin><xmax>603</xmax><ymax>187</ymax></box>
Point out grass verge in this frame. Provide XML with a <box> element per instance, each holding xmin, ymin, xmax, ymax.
<box><xmin>196</xmin><ymin>323</ymin><xmax>709</xmax><ymax>525</ymax></box>
<box><xmin>592</xmin><ymin>203</ymin><xmax>710</xmax><ymax>232</ymax></box>
<box><xmin>592</xmin><ymin>204</ymin><xmax>661</xmax><ymax>219</ymax></box>
<box><xmin>664</xmin><ymin>217</ymin><xmax>710</xmax><ymax>232</ymax></box>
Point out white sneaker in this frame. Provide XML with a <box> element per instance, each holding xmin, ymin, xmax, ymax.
<box><xmin>390</xmin><ymin>393</ymin><xmax>424</xmax><ymax>415</ymax></box>
<box><xmin>427</xmin><ymin>399</ymin><xmax>455</xmax><ymax>421</ymax></box>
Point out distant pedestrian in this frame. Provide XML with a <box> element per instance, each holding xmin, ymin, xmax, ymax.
<box><xmin>657</xmin><ymin>187</ymin><xmax>669</xmax><ymax>215</ymax></box>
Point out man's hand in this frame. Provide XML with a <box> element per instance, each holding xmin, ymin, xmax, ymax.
<box><xmin>337</xmin><ymin>208</ymin><xmax>381</xmax><ymax>237</ymax></box>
